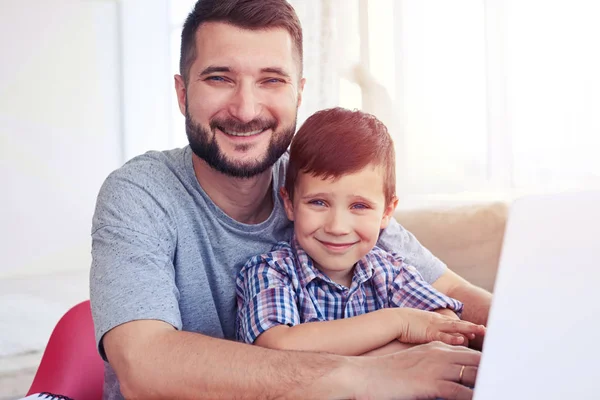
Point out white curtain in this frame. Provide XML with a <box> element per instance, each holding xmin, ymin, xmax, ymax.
<box><xmin>349</xmin><ymin>0</ymin><xmax>600</xmax><ymax>200</ymax></box>
<box><xmin>288</xmin><ymin>0</ymin><xmax>341</xmax><ymax>125</ymax></box>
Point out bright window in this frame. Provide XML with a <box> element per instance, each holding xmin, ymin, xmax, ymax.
<box><xmin>167</xmin><ymin>0</ymin><xmax>600</xmax><ymax>202</ymax></box>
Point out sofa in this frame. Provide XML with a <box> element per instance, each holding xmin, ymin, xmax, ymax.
<box><xmin>395</xmin><ymin>202</ymin><xmax>509</xmax><ymax>293</ymax></box>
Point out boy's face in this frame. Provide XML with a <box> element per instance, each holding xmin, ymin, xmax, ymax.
<box><xmin>281</xmin><ymin>165</ymin><xmax>398</xmax><ymax>285</ymax></box>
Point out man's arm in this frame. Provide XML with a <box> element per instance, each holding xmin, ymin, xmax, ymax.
<box><xmin>103</xmin><ymin>319</ymin><xmax>482</xmax><ymax>400</ymax></box>
<box><xmin>103</xmin><ymin>320</ymin><xmax>350</xmax><ymax>399</ymax></box>
<box><xmin>432</xmin><ymin>269</ymin><xmax>492</xmax><ymax>350</ymax></box>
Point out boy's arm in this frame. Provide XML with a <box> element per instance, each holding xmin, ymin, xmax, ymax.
<box><xmin>432</xmin><ymin>268</ymin><xmax>492</xmax><ymax>350</ymax></box>
<box><xmin>255</xmin><ymin>307</ymin><xmax>484</xmax><ymax>355</ymax></box>
<box><xmin>255</xmin><ymin>308</ymin><xmax>402</xmax><ymax>356</ymax></box>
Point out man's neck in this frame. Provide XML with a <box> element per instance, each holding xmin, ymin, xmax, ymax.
<box><xmin>192</xmin><ymin>154</ymin><xmax>274</xmax><ymax>224</ymax></box>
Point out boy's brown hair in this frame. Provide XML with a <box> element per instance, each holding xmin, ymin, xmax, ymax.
<box><xmin>285</xmin><ymin>107</ymin><xmax>396</xmax><ymax>205</ymax></box>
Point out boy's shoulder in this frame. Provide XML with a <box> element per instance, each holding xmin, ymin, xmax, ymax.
<box><xmin>365</xmin><ymin>245</ymin><xmax>419</xmax><ymax>275</ymax></box>
<box><xmin>367</xmin><ymin>245</ymin><xmax>404</xmax><ymax>263</ymax></box>
<box><xmin>238</xmin><ymin>241</ymin><xmax>299</xmax><ymax>277</ymax></box>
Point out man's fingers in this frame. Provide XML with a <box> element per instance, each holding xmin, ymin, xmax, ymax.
<box><xmin>425</xmin><ymin>341</ymin><xmax>482</xmax><ymax>366</ymax></box>
<box><xmin>435</xmin><ymin>381</ymin><xmax>474</xmax><ymax>400</ymax></box>
<box><xmin>441</xmin><ymin>364</ymin><xmax>478</xmax><ymax>387</ymax></box>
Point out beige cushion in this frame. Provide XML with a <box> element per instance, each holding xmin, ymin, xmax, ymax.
<box><xmin>394</xmin><ymin>202</ymin><xmax>509</xmax><ymax>292</ymax></box>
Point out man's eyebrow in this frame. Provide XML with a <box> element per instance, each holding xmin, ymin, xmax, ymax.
<box><xmin>261</xmin><ymin>67</ymin><xmax>291</xmax><ymax>79</ymax></box>
<box><xmin>199</xmin><ymin>66</ymin><xmax>231</xmax><ymax>76</ymax></box>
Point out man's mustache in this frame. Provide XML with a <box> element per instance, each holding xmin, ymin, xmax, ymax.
<box><xmin>210</xmin><ymin>118</ymin><xmax>277</xmax><ymax>133</ymax></box>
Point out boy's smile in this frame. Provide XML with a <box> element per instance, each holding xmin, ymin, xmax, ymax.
<box><xmin>282</xmin><ymin>164</ymin><xmax>397</xmax><ymax>287</ymax></box>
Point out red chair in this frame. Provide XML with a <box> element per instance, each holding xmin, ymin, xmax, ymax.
<box><xmin>27</xmin><ymin>300</ymin><xmax>104</xmax><ymax>400</ymax></box>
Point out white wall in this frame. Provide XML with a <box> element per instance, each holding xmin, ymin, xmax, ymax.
<box><xmin>0</xmin><ymin>0</ymin><xmax>122</xmax><ymax>278</ymax></box>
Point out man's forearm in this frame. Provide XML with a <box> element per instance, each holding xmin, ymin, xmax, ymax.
<box><xmin>447</xmin><ymin>282</ymin><xmax>491</xmax><ymax>350</ymax></box>
<box><xmin>449</xmin><ymin>282</ymin><xmax>492</xmax><ymax>326</ymax></box>
<box><xmin>105</xmin><ymin>321</ymin><xmax>355</xmax><ymax>399</ymax></box>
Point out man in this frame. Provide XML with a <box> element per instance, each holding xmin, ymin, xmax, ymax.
<box><xmin>90</xmin><ymin>0</ymin><xmax>491</xmax><ymax>399</ymax></box>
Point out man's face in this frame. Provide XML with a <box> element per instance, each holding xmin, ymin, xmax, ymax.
<box><xmin>282</xmin><ymin>165</ymin><xmax>397</xmax><ymax>285</ymax></box>
<box><xmin>175</xmin><ymin>22</ymin><xmax>305</xmax><ymax>178</ymax></box>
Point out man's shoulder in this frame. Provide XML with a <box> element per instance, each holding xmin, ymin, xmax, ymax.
<box><xmin>99</xmin><ymin>147</ymin><xmax>189</xmax><ymax>199</ymax></box>
<box><xmin>93</xmin><ymin>147</ymin><xmax>191</xmax><ymax>230</ymax></box>
<box><xmin>109</xmin><ymin>147</ymin><xmax>188</xmax><ymax>182</ymax></box>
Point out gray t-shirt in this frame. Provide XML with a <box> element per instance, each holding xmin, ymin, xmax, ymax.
<box><xmin>90</xmin><ymin>146</ymin><xmax>446</xmax><ymax>399</ymax></box>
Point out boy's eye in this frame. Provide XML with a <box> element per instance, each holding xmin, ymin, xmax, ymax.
<box><xmin>308</xmin><ymin>199</ymin><xmax>326</xmax><ymax>207</ymax></box>
<box><xmin>351</xmin><ymin>203</ymin><xmax>370</xmax><ymax>210</ymax></box>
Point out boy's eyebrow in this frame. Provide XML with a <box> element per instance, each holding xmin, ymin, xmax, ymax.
<box><xmin>300</xmin><ymin>193</ymin><xmax>379</xmax><ymax>204</ymax></box>
<box><xmin>349</xmin><ymin>195</ymin><xmax>377</xmax><ymax>204</ymax></box>
<box><xmin>300</xmin><ymin>192</ymin><xmax>330</xmax><ymax>199</ymax></box>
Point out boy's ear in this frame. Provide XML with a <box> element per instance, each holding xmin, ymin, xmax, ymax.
<box><xmin>279</xmin><ymin>187</ymin><xmax>295</xmax><ymax>221</ymax></box>
<box><xmin>380</xmin><ymin>196</ymin><xmax>399</xmax><ymax>229</ymax></box>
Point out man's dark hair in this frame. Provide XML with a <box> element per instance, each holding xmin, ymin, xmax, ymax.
<box><xmin>180</xmin><ymin>0</ymin><xmax>303</xmax><ymax>84</ymax></box>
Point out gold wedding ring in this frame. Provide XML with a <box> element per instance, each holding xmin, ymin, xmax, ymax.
<box><xmin>458</xmin><ymin>365</ymin><xmax>466</xmax><ymax>383</ymax></box>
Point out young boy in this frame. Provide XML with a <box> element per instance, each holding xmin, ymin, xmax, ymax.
<box><xmin>235</xmin><ymin>108</ymin><xmax>485</xmax><ymax>356</ymax></box>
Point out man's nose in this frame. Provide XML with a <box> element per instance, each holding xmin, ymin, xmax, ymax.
<box><xmin>228</xmin><ymin>82</ymin><xmax>261</xmax><ymax>124</ymax></box>
<box><xmin>324</xmin><ymin>209</ymin><xmax>351</xmax><ymax>236</ymax></box>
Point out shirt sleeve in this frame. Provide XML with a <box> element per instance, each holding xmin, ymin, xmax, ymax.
<box><xmin>390</xmin><ymin>259</ymin><xmax>464</xmax><ymax>317</ymax></box>
<box><xmin>236</xmin><ymin>252</ymin><xmax>300</xmax><ymax>344</ymax></box>
<box><xmin>377</xmin><ymin>218</ymin><xmax>447</xmax><ymax>284</ymax></box>
<box><xmin>90</xmin><ymin>162</ymin><xmax>181</xmax><ymax>361</ymax></box>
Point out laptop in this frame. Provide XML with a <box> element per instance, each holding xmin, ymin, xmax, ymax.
<box><xmin>473</xmin><ymin>190</ymin><xmax>600</xmax><ymax>399</ymax></box>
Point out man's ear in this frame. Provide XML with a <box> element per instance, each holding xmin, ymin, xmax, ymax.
<box><xmin>297</xmin><ymin>77</ymin><xmax>306</xmax><ymax>108</ymax></box>
<box><xmin>174</xmin><ymin>74</ymin><xmax>187</xmax><ymax>116</ymax></box>
<box><xmin>279</xmin><ymin>187</ymin><xmax>295</xmax><ymax>221</ymax></box>
<box><xmin>380</xmin><ymin>196</ymin><xmax>399</xmax><ymax>229</ymax></box>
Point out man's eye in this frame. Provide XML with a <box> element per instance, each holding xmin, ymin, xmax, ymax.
<box><xmin>264</xmin><ymin>78</ymin><xmax>284</xmax><ymax>84</ymax></box>
<box><xmin>206</xmin><ymin>76</ymin><xmax>226</xmax><ymax>82</ymax></box>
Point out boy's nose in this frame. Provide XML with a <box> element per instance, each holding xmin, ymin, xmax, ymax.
<box><xmin>323</xmin><ymin>210</ymin><xmax>351</xmax><ymax>236</ymax></box>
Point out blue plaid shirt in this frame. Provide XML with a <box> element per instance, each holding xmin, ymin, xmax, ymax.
<box><xmin>236</xmin><ymin>237</ymin><xmax>463</xmax><ymax>344</ymax></box>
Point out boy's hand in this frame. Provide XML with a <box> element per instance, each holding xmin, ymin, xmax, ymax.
<box><xmin>434</xmin><ymin>308</ymin><xmax>470</xmax><ymax>347</ymax></box>
<box><xmin>395</xmin><ymin>308</ymin><xmax>486</xmax><ymax>346</ymax></box>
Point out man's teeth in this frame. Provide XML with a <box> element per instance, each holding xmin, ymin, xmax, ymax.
<box><xmin>222</xmin><ymin>129</ymin><xmax>264</xmax><ymax>137</ymax></box>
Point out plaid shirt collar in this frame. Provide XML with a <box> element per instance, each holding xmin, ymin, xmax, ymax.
<box><xmin>290</xmin><ymin>234</ymin><xmax>375</xmax><ymax>289</ymax></box>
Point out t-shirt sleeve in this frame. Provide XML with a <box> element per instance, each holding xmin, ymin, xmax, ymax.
<box><xmin>389</xmin><ymin>258</ymin><xmax>463</xmax><ymax>317</ymax></box>
<box><xmin>235</xmin><ymin>252</ymin><xmax>300</xmax><ymax>344</ymax></box>
<box><xmin>377</xmin><ymin>217</ymin><xmax>447</xmax><ymax>284</ymax></box>
<box><xmin>90</xmin><ymin>163</ymin><xmax>181</xmax><ymax>361</ymax></box>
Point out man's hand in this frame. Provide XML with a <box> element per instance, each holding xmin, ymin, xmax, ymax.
<box><xmin>352</xmin><ymin>341</ymin><xmax>481</xmax><ymax>400</ymax></box>
<box><xmin>394</xmin><ymin>308</ymin><xmax>486</xmax><ymax>346</ymax></box>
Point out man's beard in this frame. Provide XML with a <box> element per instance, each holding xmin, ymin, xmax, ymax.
<box><xmin>186</xmin><ymin>109</ymin><xmax>295</xmax><ymax>178</ymax></box>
